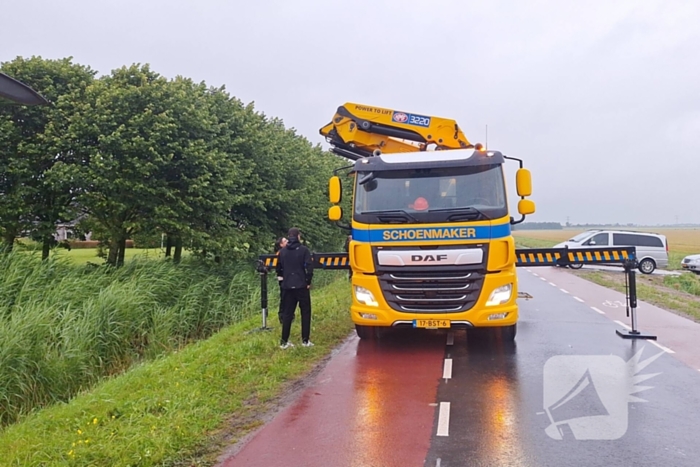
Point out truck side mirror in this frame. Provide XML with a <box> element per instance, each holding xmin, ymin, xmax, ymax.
<box><xmin>518</xmin><ymin>199</ymin><xmax>536</xmax><ymax>215</ymax></box>
<box><xmin>328</xmin><ymin>205</ymin><xmax>343</xmax><ymax>221</ymax></box>
<box><xmin>329</xmin><ymin>176</ymin><xmax>342</xmax><ymax>204</ymax></box>
<box><xmin>516</xmin><ymin>168</ymin><xmax>532</xmax><ymax>197</ymax></box>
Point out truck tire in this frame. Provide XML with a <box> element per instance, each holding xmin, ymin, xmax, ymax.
<box><xmin>355</xmin><ymin>324</ymin><xmax>375</xmax><ymax>340</ymax></box>
<box><xmin>501</xmin><ymin>324</ymin><xmax>517</xmax><ymax>341</ymax></box>
<box><xmin>568</xmin><ymin>263</ymin><xmax>583</xmax><ymax>269</ymax></box>
<box><xmin>638</xmin><ymin>258</ymin><xmax>656</xmax><ymax>274</ymax></box>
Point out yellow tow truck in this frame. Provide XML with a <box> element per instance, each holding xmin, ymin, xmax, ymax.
<box><xmin>322</xmin><ymin>103</ymin><xmax>536</xmax><ymax>340</ymax></box>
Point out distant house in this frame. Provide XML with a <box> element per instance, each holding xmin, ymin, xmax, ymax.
<box><xmin>54</xmin><ymin>221</ymin><xmax>91</xmax><ymax>242</ymax></box>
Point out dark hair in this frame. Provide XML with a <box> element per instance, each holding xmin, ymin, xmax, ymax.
<box><xmin>274</xmin><ymin>237</ymin><xmax>285</xmax><ymax>253</ymax></box>
<box><xmin>287</xmin><ymin>227</ymin><xmax>301</xmax><ymax>238</ymax></box>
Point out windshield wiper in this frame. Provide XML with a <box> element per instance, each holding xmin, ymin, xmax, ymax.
<box><xmin>427</xmin><ymin>206</ymin><xmax>489</xmax><ymax>221</ymax></box>
<box><xmin>363</xmin><ymin>209</ymin><xmax>419</xmax><ymax>223</ymax></box>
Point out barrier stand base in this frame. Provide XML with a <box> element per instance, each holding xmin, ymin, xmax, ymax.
<box><xmin>615</xmin><ymin>329</ymin><xmax>657</xmax><ymax>340</ymax></box>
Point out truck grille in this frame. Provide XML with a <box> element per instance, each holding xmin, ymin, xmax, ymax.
<box><xmin>378</xmin><ymin>270</ymin><xmax>484</xmax><ymax>313</ymax></box>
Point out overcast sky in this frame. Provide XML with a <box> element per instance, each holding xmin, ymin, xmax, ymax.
<box><xmin>3</xmin><ymin>0</ymin><xmax>699</xmax><ymax>225</ymax></box>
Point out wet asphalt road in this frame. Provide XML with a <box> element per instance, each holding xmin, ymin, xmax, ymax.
<box><xmin>220</xmin><ymin>270</ymin><xmax>700</xmax><ymax>467</ymax></box>
<box><xmin>426</xmin><ymin>270</ymin><xmax>700</xmax><ymax>467</ymax></box>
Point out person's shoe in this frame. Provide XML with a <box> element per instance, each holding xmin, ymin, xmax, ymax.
<box><xmin>301</xmin><ymin>340</ymin><xmax>314</xmax><ymax>347</ymax></box>
<box><xmin>280</xmin><ymin>341</ymin><xmax>294</xmax><ymax>349</ymax></box>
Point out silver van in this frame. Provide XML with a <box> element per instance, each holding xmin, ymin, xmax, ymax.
<box><xmin>553</xmin><ymin>229</ymin><xmax>668</xmax><ymax>274</ymax></box>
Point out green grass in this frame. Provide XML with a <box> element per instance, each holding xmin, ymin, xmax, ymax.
<box><xmin>0</xmin><ymin>277</ymin><xmax>353</xmax><ymax>467</ymax></box>
<box><xmin>0</xmin><ymin>252</ymin><xmax>264</xmax><ymax>427</ymax></box>
<box><xmin>50</xmin><ymin>248</ymin><xmax>184</xmax><ymax>266</ymax></box>
<box><xmin>663</xmin><ymin>273</ymin><xmax>700</xmax><ymax>296</ymax></box>
<box><xmin>513</xmin><ymin>237</ymin><xmax>557</xmax><ymax>249</ymax></box>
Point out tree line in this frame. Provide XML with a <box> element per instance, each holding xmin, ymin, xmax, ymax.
<box><xmin>0</xmin><ymin>56</ymin><xmax>349</xmax><ymax>265</ymax></box>
<box><xmin>512</xmin><ymin>222</ymin><xmax>563</xmax><ymax>230</ymax></box>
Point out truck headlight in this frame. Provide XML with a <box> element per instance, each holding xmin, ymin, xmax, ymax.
<box><xmin>354</xmin><ymin>286</ymin><xmax>379</xmax><ymax>307</ymax></box>
<box><xmin>486</xmin><ymin>284</ymin><xmax>512</xmax><ymax>306</ymax></box>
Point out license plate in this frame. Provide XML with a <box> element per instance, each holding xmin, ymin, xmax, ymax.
<box><xmin>413</xmin><ymin>319</ymin><xmax>450</xmax><ymax>329</ymax></box>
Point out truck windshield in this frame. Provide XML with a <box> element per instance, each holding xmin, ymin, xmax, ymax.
<box><xmin>353</xmin><ymin>164</ymin><xmax>508</xmax><ymax>224</ymax></box>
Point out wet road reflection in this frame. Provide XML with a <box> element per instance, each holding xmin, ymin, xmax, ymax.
<box><xmin>221</xmin><ymin>329</ymin><xmax>447</xmax><ymax>467</ymax></box>
<box><xmin>349</xmin><ymin>330</ymin><xmax>447</xmax><ymax>467</ymax></box>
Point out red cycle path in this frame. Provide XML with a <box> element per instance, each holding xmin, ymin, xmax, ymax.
<box><xmin>219</xmin><ymin>331</ymin><xmax>446</xmax><ymax>467</ymax></box>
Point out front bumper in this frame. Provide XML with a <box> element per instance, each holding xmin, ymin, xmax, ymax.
<box><xmin>350</xmin><ymin>268</ymin><xmax>518</xmax><ymax>328</ymax></box>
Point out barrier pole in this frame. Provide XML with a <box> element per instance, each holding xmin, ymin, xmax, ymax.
<box><xmin>616</xmin><ymin>259</ymin><xmax>656</xmax><ymax>340</ymax></box>
<box><xmin>248</xmin><ymin>260</ymin><xmax>273</xmax><ymax>333</ymax></box>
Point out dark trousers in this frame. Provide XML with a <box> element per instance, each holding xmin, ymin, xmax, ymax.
<box><xmin>281</xmin><ymin>287</ymin><xmax>311</xmax><ymax>343</ymax></box>
<box><xmin>278</xmin><ymin>284</ymin><xmax>285</xmax><ymax>324</ymax></box>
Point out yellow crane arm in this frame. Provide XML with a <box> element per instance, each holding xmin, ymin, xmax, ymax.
<box><xmin>319</xmin><ymin>102</ymin><xmax>473</xmax><ymax>159</ymax></box>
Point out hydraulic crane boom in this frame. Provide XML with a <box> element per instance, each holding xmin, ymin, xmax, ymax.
<box><xmin>319</xmin><ymin>102</ymin><xmax>474</xmax><ymax>160</ymax></box>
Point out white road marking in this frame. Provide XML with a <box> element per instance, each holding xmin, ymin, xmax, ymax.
<box><xmin>614</xmin><ymin>320</ymin><xmax>632</xmax><ymax>330</ymax></box>
<box><xmin>540</xmin><ymin>277</ymin><xmax>547</xmax><ymax>281</ymax></box>
<box><xmin>532</xmin><ymin>273</ymin><xmax>539</xmax><ymax>277</ymax></box>
<box><xmin>549</xmin><ymin>282</ymin><xmax>556</xmax><ymax>286</ymax></box>
<box><xmin>560</xmin><ymin>288</ymin><xmax>569</xmax><ymax>294</ymax></box>
<box><xmin>443</xmin><ymin>359</ymin><xmax>453</xmax><ymax>379</ymax></box>
<box><xmin>573</xmin><ymin>296</ymin><xmax>584</xmax><ymax>303</ymax></box>
<box><xmin>437</xmin><ymin>402</ymin><xmax>450</xmax><ymax>436</ymax></box>
<box><xmin>649</xmin><ymin>341</ymin><xmax>675</xmax><ymax>354</ymax></box>
<box><xmin>446</xmin><ymin>332</ymin><xmax>454</xmax><ymax>346</ymax></box>
<box><xmin>436</xmin><ymin>459</ymin><xmax>442</xmax><ymax>467</ymax></box>
<box><xmin>591</xmin><ymin>307</ymin><xmax>605</xmax><ymax>315</ymax></box>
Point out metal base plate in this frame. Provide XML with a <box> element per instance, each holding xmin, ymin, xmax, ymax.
<box><xmin>616</xmin><ymin>329</ymin><xmax>657</xmax><ymax>340</ymax></box>
<box><xmin>246</xmin><ymin>326</ymin><xmax>274</xmax><ymax>334</ymax></box>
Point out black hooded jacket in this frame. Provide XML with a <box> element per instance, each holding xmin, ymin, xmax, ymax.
<box><xmin>276</xmin><ymin>237</ymin><xmax>313</xmax><ymax>289</ymax></box>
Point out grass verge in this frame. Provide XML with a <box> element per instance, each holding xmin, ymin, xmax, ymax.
<box><xmin>0</xmin><ymin>276</ymin><xmax>354</xmax><ymax>467</ymax></box>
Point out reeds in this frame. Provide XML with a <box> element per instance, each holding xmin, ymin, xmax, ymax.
<box><xmin>0</xmin><ymin>252</ymin><xmax>262</xmax><ymax>426</ymax></box>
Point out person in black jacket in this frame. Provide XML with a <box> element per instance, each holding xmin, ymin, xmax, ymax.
<box><xmin>276</xmin><ymin>227</ymin><xmax>314</xmax><ymax>349</ymax></box>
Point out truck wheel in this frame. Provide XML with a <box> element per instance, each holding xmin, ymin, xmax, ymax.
<box><xmin>355</xmin><ymin>324</ymin><xmax>375</xmax><ymax>340</ymax></box>
<box><xmin>568</xmin><ymin>263</ymin><xmax>583</xmax><ymax>269</ymax></box>
<box><xmin>638</xmin><ymin>258</ymin><xmax>656</xmax><ymax>274</ymax></box>
<box><xmin>501</xmin><ymin>324</ymin><xmax>517</xmax><ymax>341</ymax></box>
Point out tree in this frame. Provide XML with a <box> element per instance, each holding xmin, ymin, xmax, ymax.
<box><xmin>0</xmin><ymin>56</ymin><xmax>95</xmax><ymax>257</ymax></box>
<box><xmin>68</xmin><ymin>64</ymin><xmax>182</xmax><ymax>266</ymax></box>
